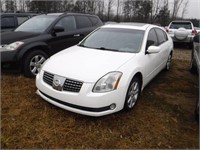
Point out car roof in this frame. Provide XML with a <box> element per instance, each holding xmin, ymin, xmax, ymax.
<box><xmin>1</xmin><ymin>12</ymin><xmax>36</xmax><ymax>16</ymax></box>
<box><xmin>102</xmin><ymin>22</ymin><xmax>155</xmax><ymax>30</ymax></box>
<box><xmin>46</xmin><ymin>12</ymin><xmax>98</xmax><ymax>17</ymax></box>
<box><xmin>171</xmin><ymin>20</ymin><xmax>192</xmax><ymax>23</ymax></box>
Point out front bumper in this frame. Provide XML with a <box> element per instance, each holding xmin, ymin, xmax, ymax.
<box><xmin>0</xmin><ymin>48</ymin><xmax>18</xmax><ymax>62</ymax></box>
<box><xmin>36</xmin><ymin>71</ymin><xmax>126</xmax><ymax>117</ymax></box>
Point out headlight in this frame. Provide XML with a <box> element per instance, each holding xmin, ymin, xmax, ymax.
<box><xmin>6</xmin><ymin>41</ymin><xmax>24</xmax><ymax>51</ymax></box>
<box><xmin>93</xmin><ymin>72</ymin><xmax>122</xmax><ymax>93</ymax></box>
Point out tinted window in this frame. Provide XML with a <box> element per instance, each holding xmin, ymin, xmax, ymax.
<box><xmin>76</xmin><ymin>16</ymin><xmax>92</xmax><ymax>29</ymax></box>
<box><xmin>55</xmin><ymin>16</ymin><xmax>76</xmax><ymax>32</ymax></box>
<box><xmin>155</xmin><ymin>28</ymin><xmax>167</xmax><ymax>44</ymax></box>
<box><xmin>170</xmin><ymin>22</ymin><xmax>192</xmax><ymax>29</ymax></box>
<box><xmin>1</xmin><ymin>17</ymin><xmax>15</xmax><ymax>28</ymax></box>
<box><xmin>17</xmin><ymin>16</ymin><xmax>30</xmax><ymax>25</ymax></box>
<box><xmin>146</xmin><ymin>29</ymin><xmax>158</xmax><ymax>49</ymax></box>
<box><xmin>89</xmin><ymin>17</ymin><xmax>98</xmax><ymax>26</ymax></box>
<box><xmin>80</xmin><ymin>28</ymin><xmax>144</xmax><ymax>53</ymax></box>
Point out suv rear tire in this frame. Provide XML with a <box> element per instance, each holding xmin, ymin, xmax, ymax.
<box><xmin>23</xmin><ymin>50</ymin><xmax>48</xmax><ymax>77</ymax></box>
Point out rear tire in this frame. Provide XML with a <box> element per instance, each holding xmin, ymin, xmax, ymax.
<box><xmin>165</xmin><ymin>53</ymin><xmax>172</xmax><ymax>71</ymax></box>
<box><xmin>124</xmin><ymin>77</ymin><xmax>141</xmax><ymax>111</ymax></box>
<box><xmin>190</xmin><ymin>52</ymin><xmax>197</xmax><ymax>74</ymax></box>
<box><xmin>23</xmin><ymin>50</ymin><xmax>48</xmax><ymax>78</ymax></box>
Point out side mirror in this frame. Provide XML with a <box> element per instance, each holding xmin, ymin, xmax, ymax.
<box><xmin>147</xmin><ymin>46</ymin><xmax>160</xmax><ymax>54</ymax></box>
<box><xmin>51</xmin><ymin>26</ymin><xmax>64</xmax><ymax>36</ymax></box>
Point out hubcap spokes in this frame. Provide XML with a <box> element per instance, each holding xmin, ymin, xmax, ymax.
<box><xmin>30</xmin><ymin>55</ymin><xmax>46</xmax><ymax>75</ymax></box>
<box><xmin>127</xmin><ymin>82</ymin><xmax>139</xmax><ymax>108</ymax></box>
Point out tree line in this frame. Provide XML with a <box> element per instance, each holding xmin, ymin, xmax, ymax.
<box><xmin>1</xmin><ymin>0</ymin><xmax>199</xmax><ymax>26</ymax></box>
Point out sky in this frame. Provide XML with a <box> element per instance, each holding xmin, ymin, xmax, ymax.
<box><xmin>169</xmin><ymin>0</ymin><xmax>200</xmax><ymax>19</ymax></box>
<box><xmin>185</xmin><ymin>0</ymin><xmax>200</xmax><ymax>19</ymax></box>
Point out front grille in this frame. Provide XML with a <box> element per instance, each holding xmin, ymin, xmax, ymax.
<box><xmin>43</xmin><ymin>71</ymin><xmax>83</xmax><ymax>93</ymax></box>
<box><xmin>63</xmin><ymin>79</ymin><xmax>83</xmax><ymax>92</ymax></box>
<box><xmin>43</xmin><ymin>72</ymin><xmax>54</xmax><ymax>86</ymax></box>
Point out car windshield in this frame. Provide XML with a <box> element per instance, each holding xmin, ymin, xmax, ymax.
<box><xmin>79</xmin><ymin>28</ymin><xmax>144</xmax><ymax>53</ymax></box>
<box><xmin>170</xmin><ymin>22</ymin><xmax>192</xmax><ymax>29</ymax></box>
<box><xmin>15</xmin><ymin>15</ymin><xmax>58</xmax><ymax>33</ymax></box>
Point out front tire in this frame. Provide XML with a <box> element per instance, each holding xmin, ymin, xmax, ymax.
<box><xmin>23</xmin><ymin>50</ymin><xmax>48</xmax><ymax>78</ymax></box>
<box><xmin>124</xmin><ymin>77</ymin><xmax>141</xmax><ymax>111</ymax></box>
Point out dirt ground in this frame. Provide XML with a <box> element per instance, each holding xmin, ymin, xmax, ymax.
<box><xmin>1</xmin><ymin>46</ymin><xmax>199</xmax><ymax>149</ymax></box>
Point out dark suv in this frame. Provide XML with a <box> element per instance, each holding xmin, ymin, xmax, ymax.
<box><xmin>1</xmin><ymin>13</ymin><xmax>36</xmax><ymax>32</ymax></box>
<box><xmin>1</xmin><ymin>13</ymin><xmax>103</xmax><ymax>77</ymax></box>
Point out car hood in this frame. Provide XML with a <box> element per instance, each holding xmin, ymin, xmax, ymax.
<box><xmin>0</xmin><ymin>31</ymin><xmax>40</xmax><ymax>44</ymax></box>
<box><xmin>43</xmin><ymin>46</ymin><xmax>136</xmax><ymax>83</ymax></box>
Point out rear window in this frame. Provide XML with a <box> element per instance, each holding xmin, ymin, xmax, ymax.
<box><xmin>89</xmin><ymin>17</ymin><xmax>99</xmax><ymax>26</ymax></box>
<box><xmin>76</xmin><ymin>16</ymin><xmax>92</xmax><ymax>29</ymax></box>
<box><xmin>169</xmin><ymin>22</ymin><xmax>192</xmax><ymax>29</ymax></box>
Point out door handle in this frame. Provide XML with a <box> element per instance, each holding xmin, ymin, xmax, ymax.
<box><xmin>74</xmin><ymin>34</ymin><xmax>80</xmax><ymax>37</ymax></box>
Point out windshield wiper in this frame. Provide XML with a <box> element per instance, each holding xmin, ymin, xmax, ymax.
<box><xmin>96</xmin><ymin>47</ymin><xmax>119</xmax><ymax>52</ymax></box>
<box><xmin>78</xmin><ymin>44</ymin><xmax>90</xmax><ymax>48</ymax></box>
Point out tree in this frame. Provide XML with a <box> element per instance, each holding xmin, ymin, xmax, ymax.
<box><xmin>5</xmin><ymin>0</ymin><xmax>15</xmax><ymax>12</ymax></box>
<box><xmin>29</xmin><ymin>0</ymin><xmax>62</xmax><ymax>13</ymax></box>
<box><xmin>62</xmin><ymin>0</ymin><xmax>75</xmax><ymax>12</ymax></box>
<box><xmin>106</xmin><ymin>0</ymin><xmax>114</xmax><ymax>21</ymax></box>
<box><xmin>181</xmin><ymin>0</ymin><xmax>189</xmax><ymax>19</ymax></box>
<box><xmin>0</xmin><ymin>0</ymin><xmax>5</xmax><ymax>12</ymax></box>
<box><xmin>156</xmin><ymin>4</ymin><xmax>170</xmax><ymax>26</ymax></box>
<box><xmin>137</xmin><ymin>0</ymin><xmax>152</xmax><ymax>23</ymax></box>
<box><xmin>171</xmin><ymin>0</ymin><xmax>185</xmax><ymax>20</ymax></box>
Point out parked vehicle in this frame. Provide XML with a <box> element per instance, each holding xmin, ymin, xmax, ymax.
<box><xmin>1</xmin><ymin>13</ymin><xmax>36</xmax><ymax>32</ymax></box>
<box><xmin>36</xmin><ymin>23</ymin><xmax>174</xmax><ymax>117</ymax></box>
<box><xmin>191</xmin><ymin>32</ymin><xmax>200</xmax><ymax>73</ymax></box>
<box><xmin>194</xmin><ymin>27</ymin><xmax>200</xmax><ymax>33</ymax></box>
<box><xmin>166</xmin><ymin>21</ymin><xmax>196</xmax><ymax>46</ymax></box>
<box><xmin>190</xmin><ymin>32</ymin><xmax>200</xmax><ymax>122</ymax></box>
<box><xmin>0</xmin><ymin>13</ymin><xmax>103</xmax><ymax>77</ymax></box>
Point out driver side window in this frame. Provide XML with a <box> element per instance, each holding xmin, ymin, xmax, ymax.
<box><xmin>55</xmin><ymin>16</ymin><xmax>76</xmax><ymax>32</ymax></box>
<box><xmin>146</xmin><ymin>29</ymin><xmax>158</xmax><ymax>50</ymax></box>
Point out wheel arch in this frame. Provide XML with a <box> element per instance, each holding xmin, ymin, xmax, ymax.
<box><xmin>18</xmin><ymin>42</ymin><xmax>50</xmax><ymax>61</ymax></box>
<box><xmin>19</xmin><ymin>44</ymin><xmax>50</xmax><ymax>75</ymax></box>
<box><xmin>132</xmin><ymin>72</ymin><xmax>143</xmax><ymax>91</ymax></box>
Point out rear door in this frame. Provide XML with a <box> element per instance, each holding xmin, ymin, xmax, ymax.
<box><xmin>154</xmin><ymin>28</ymin><xmax>170</xmax><ymax>69</ymax></box>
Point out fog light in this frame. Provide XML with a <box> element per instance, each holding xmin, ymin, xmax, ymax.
<box><xmin>110</xmin><ymin>103</ymin><xmax>116</xmax><ymax>110</ymax></box>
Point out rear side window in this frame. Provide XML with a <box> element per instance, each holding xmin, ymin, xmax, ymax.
<box><xmin>169</xmin><ymin>22</ymin><xmax>192</xmax><ymax>29</ymax></box>
<box><xmin>1</xmin><ymin>16</ymin><xmax>15</xmax><ymax>28</ymax></box>
<box><xmin>146</xmin><ymin>29</ymin><xmax>158</xmax><ymax>49</ymax></box>
<box><xmin>76</xmin><ymin>16</ymin><xmax>92</xmax><ymax>29</ymax></box>
<box><xmin>17</xmin><ymin>16</ymin><xmax>30</xmax><ymax>25</ymax></box>
<box><xmin>89</xmin><ymin>17</ymin><xmax>99</xmax><ymax>26</ymax></box>
<box><xmin>155</xmin><ymin>28</ymin><xmax>168</xmax><ymax>45</ymax></box>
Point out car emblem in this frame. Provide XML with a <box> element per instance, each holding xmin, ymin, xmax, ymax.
<box><xmin>52</xmin><ymin>78</ymin><xmax>62</xmax><ymax>91</ymax></box>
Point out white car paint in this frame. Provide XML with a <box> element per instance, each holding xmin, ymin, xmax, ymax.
<box><xmin>36</xmin><ymin>23</ymin><xmax>173</xmax><ymax>116</ymax></box>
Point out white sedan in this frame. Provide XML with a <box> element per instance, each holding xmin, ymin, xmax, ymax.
<box><xmin>36</xmin><ymin>23</ymin><xmax>173</xmax><ymax>116</ymax></box>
